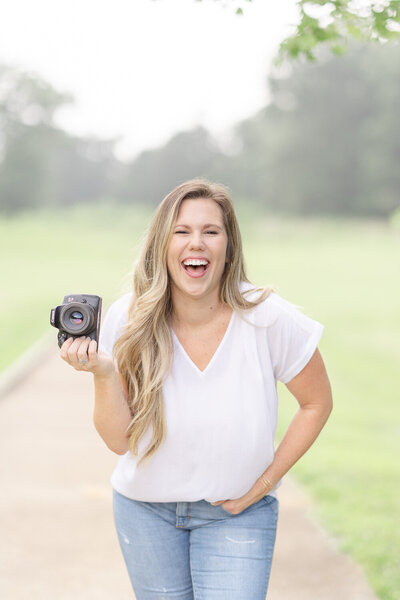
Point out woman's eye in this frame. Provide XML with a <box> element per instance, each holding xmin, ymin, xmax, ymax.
<box><xmin>174</xmin><ymin>230</ymin><xmax>217</xmax><ymax>235</ymax></box>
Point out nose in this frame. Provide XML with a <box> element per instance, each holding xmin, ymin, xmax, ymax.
<box><xmin>188</xmin><ymin>230</ymin><xmax>205</xmax><ymax>250</ymax></box>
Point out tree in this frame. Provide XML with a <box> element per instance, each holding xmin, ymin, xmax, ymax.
<box><xmin>0</xmin><ymin>64</ymin><xmax>119</xmax><ymax>214</ymax></box>
<box><xmin>190</xmin><ymin>1</ymin><xmax>400</xmax><ymax>61</ymax></box>
<box><xmin>217</xmin><ymin>41</ymin><xmax>400</xmax><ymax>217</ymax></box>
<box><xmin>118</xmin><ymin>126</ymin><xmax>223</xmax><ymax>205</ymax></box>
<box><xmin>280</xmin><ymin>0</ymin><xmax>400</xmax><ymax>61</ymax></box>
<box><xmin>0</xmin><ymin>64</ymin><xmax>74</xmax><ymax>213</ymax></box>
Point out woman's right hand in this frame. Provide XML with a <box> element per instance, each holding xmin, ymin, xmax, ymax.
<box><xmin>60</xmin><ymin>336</ymin><xmax>115</xmax><ymax>378</ymax></box>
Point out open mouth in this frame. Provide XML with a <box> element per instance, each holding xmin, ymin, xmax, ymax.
<box><xmin>181</xmin><ymin>260</ymin><xmax>210</xmax><ymax>278</ymax></box>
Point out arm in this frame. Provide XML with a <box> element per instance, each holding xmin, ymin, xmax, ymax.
<box><xmin>259</xmin><ymin>347</ymin><xmax>332</xmax><ymax>490</ymax></box>
<box><xmin>93</xmin><ymin>369</ymin><xmax>132</xmax><ymax>455</ymax></box>
<box><xmin>212</xmin><ymin>347</ymin><xmax>332</xmax><ymax>513</ymax></box>
<box><xmin>60</xmin><ymin>336</ymin><xmax>132</xmax><ymax>455</ymax></box>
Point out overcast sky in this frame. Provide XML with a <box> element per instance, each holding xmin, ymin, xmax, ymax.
<box><xmin>0</xmin><ymin>0</ymin><xmax>298</xmax><ymax>161</ymax></box>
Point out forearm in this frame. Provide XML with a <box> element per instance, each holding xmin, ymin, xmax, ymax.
<box><xmin>213</xmin><ymin>349</ymin><xmax>332</xmax><ymax>514</ymax></box>
<box><xmin>93</xmin><ymin>371</ymin><xmax>132</xmax><ymax>455</ymax></box>
<box><xmin>217</xmin><ymin>403</ymin><xmax>331</xmax><ymax>513</ymax></box>
<box><xmin>262</xmin><ymin>402</ymin><xmax>332</xmax><ymax>487</ymax></box>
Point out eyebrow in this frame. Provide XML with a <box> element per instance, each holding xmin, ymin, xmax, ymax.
<box><xmin>174</xmin><ymin>223</ymin><xmax>223</xmax><ymax>230</ymax></box>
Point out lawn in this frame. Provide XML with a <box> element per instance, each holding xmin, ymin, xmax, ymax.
<box><xmin>1</xmin><ymin>203</ymin><xmax>399</xmax><ymax>600</ymax></box>
<box><xmin>242</xmin><ymin>213</ymin><xmax>400</xmax><ymax>600</ymax></box>
<box><xmin>0</xmin><ymin>202</ymin><xmax>152</xmax><ymax>370</ymax></box>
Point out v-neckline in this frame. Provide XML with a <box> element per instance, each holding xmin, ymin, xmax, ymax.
<box><xmin>171</xmin><ymin>310</ymin><xmax>235</xmax><ymax>376</ymax></box>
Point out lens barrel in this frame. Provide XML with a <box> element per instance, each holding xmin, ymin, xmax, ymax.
<box><xmin>58</xmin><ymin>302</ymin><xmax>95</xmax><ymax>335</ymax></box>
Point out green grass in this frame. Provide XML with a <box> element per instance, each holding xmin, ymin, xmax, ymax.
<box><xmin>0</xmin><ymin>202</ymin><xmax>153</xmax><ymax>369</ymax></box>
<box><xmin>1</xmin><ymin>203</ymin><xmax>399</xmax><ymax>600</ymax></box>
<box><xmin>241</xmin><ymin>213</ymin><xmax>400</xmax><ymax>600</ymax></box>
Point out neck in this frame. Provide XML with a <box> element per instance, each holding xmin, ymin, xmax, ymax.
<box><xmin>170</xmin><ymin>286</ymin><xmax>226</xmax><ymax>329</ymax></box>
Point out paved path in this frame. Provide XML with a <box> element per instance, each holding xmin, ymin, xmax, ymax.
<box><xmin>0</xmin><ymin>347</ymin><xmax>378</xmax><ymax>599</ymax></box>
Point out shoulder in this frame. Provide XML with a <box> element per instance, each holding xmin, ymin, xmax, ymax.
<box><xmin>239</xmin><ymin>281</ymin><xmax>298</xmax><ymax>327</ymax></box>
<box><xmin>98</xmin><ymin>292</ymin><xmax>133</xmax><ymax>357</ymax></box>
<box><xmin>102</xmin><ymin>292</ymin><xmax>133</xmax><ymax>326</ymax></box>
<box><xmin>239</xmin><ymin>282</ymin><xmax>324</xmax><ymax>383</ymax></box>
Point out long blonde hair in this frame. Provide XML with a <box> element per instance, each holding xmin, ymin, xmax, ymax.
<box><xmin>113</xmin><ymin>178</ymin><xmax>273</xmax><ymax>466</ymax></box>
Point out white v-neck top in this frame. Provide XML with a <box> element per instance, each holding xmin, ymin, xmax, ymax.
<box><xmin>170</xmin><ymin>309</ymin><xmax>236</xmax><ymax>377</ymax></box>
<box><xmin>99</xmin><ymin>282</ymin><xmax>324</xmax><ymax>503</ymax></box>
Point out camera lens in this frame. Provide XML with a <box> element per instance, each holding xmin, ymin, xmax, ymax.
<box><xmin>70</xmin><ymin>311</ymin><xmax>84</xmax><ymax>325</ymax></box>
<box><xmin>59</xmin><ymin>302</ymin><xmax>95</xmax><ymax>335</ymax></box>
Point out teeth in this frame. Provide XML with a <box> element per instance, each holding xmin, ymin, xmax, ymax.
<box><xmin>183</xmin><ymin>259</ymin><xmax>209</xmax><ymax>266</ymax></box>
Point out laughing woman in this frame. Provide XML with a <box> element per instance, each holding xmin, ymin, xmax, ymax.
<box><xmin>60</xmin><ymin>178</ymin><xmax>332</xmax><ymax>599</ymax></box>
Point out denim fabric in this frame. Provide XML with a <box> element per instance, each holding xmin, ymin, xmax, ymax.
<box><xmin>113</xmin><ymin>489</ymin><xmax>279</xmax><ymax>599</ymax></box>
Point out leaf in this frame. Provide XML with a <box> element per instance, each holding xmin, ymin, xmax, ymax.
<box><xmin>330</xmin><ymin>43</ymin><xmax>348</xmax><ymax>55</ymax></box>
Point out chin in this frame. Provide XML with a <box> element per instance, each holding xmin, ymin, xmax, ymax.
<box><xmin>173</xmin><ymin>278</ymin><xmax>212</xmax><ymax>297</ymax></box>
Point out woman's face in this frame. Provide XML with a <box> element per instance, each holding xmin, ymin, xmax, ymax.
<box><xmin>167</xmin><ymin>197</ymin><xmax>229</xmax><ymax>302</ymax></box>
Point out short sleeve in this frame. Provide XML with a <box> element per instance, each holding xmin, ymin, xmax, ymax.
<box><xmin>265</xmin><ymin>293</ymin><xmax>324</xmax><ymax>384</ymax></box>
<box><xmin>98</xmin><ymin>293</ymin><xmax>132</xmax><ymax>360</ymax></box>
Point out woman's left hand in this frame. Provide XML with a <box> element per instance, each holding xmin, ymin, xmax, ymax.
<box><xmin>210</xmin><ymin>477</ymin><xmax>270</xmax><ymax>514</ymax></box>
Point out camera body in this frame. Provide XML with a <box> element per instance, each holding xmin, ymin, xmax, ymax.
<box><xmin>50</xmin><ymin>294</ymin><xmax>102</xmax><ymax>348</ymax></box>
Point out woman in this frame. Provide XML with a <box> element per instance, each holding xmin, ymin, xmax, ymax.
<box><xmin>60</xmin><ymin>178</ymin><xmax>332</xmax><ymax>599</ymax></box>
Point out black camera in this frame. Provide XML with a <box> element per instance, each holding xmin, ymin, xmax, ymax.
<box><xmin>50</xmin><ymin>294</ymin><xmax>102</xmax><ymax>348</ymax></box>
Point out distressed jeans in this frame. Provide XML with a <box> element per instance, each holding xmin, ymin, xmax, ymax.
<box><xmin>113</xmin><ymin>488</ymin><xmax>279</xmax><ymax>599</ymax></box>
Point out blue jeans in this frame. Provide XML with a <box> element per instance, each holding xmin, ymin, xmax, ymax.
<box><xmin>113</xmin><ymin>489</ymin><xmax>279</xmax><ymax>599</ymax></box>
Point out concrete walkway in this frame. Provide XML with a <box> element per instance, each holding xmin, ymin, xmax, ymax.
<box><xmin>0</xmin><ymin>346</ymin><xmax>378</xmax><ymax>599</ymax></box>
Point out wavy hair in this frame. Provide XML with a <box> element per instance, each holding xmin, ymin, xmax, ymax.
<box><xmin>113</xmin><ymin>178</ymin><xmax>274</xmax><ymax>466</ymax></box>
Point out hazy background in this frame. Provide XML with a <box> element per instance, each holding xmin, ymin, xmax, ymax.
<box><xmin>0</xmin><ymin>0</ymin><xmax>298</xmax><ymax>161</ymax></box>
<box><xmin>0</xmin><ymin>2</ymin><xmax>399</xmax><ymax>599</ymax></box>
<box><xmin>1</xmin><ymin>0</ymin><xmax>400</xmax><ymax>217</ymax></box>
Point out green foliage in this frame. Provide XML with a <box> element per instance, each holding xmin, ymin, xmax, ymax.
<box><xmin>2</xmin><ymin>34</ymin><xmax>400</xmax><ymax>219</ymax></box>
<box><xmin>0</xmin><ymin>64</ymin><xmax>120</xmax><ymax>215</ymax></box>
<box><xmin>117</xmin><ymin>126</ymin><xmax>223</xmax><ymax>206</ymax></box>
<box><xmin>0</xmin><ymin>63</ymin><xmax>74</xmax><ymax>132</ymax></box>
<box><xmin>221</xmin><ymin>42</ymin><xmax>400</xmax><ymax>218</ymax></box>
<box><xmin>191</xmin><ymin>0</ymin><xmax>400</xmax><ymax>61</ymax></box>
<box><xmin>114</xmin><ymin>39</ymin><xmax>400</xmax><ymax>220</ymax></box>
<box><xmin>280</xmin><ymin>1</ymin><xmax>400</xmax><ymax>62</ymax></box>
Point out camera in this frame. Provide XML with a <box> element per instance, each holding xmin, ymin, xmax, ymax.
<box><xmin>50</xmin><ymin>294</ymin><xmax>102</xmax><ymax>348</ymax></box>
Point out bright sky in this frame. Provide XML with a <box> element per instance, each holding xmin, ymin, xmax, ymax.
<box><xmin>0</xmin><ymin>0</ymin><xmax>298</xmax><ymax>161</ymax></box>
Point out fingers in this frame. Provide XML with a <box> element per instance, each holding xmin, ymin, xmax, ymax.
<box><xmin>60</xmin><ymin>336</ymin><xmax>74</xmax><ymax>360</ymax></box>
<box><xmin>87</xmin><ymin>338</ymin><xmax>98</xmax><ymax>360</ymax></box>
<box><xmin>60</xmin><ymin>336</ymin><xmax>96</xmax><ymax>371</ymax></box>
<box><xmin>76</xmin><ymin>337</ymin><xmax>91</xmax><ymax>366</ymax></box>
